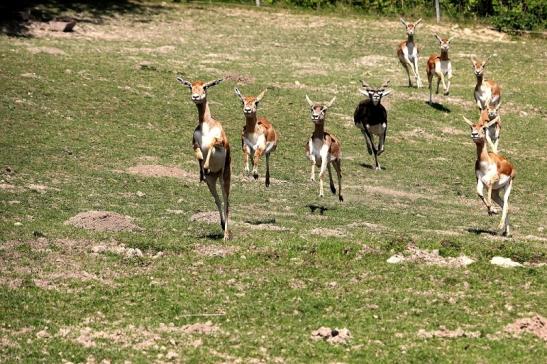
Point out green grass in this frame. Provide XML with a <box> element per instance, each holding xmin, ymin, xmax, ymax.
<box><xmin>1</xmin><ymin>2</ymin><xmax>546</xmax><ymax>362</ymax></box>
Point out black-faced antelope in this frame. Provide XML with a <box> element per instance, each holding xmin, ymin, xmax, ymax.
<box><xmin>426</xmin><ymin>34</ymin><xmax>454</xmax><ymax>104</ymax></box>
<box><xmin>462</xmin><ymin>115</ymin><xmax>515</xmax><ymax>236</ymax></box>
<box><xmin>353</xmin><ymin>80</ymin><xmax>392</xmax><ymax>171</ymax></box>
<box><xmin>471</xmin><ymin>55</ymin><xmax>501</xmax><ymax>110</ymax></box>
<box><xmin>177</xmin><ymin>77</ymin><xmax>231</xmax><ymax>241</ymax></box>
<box><xmin>397</xmin><ymin>18</ymin><xmax>423</xmax><ymax>88</ymax></box>
<box><xmin>234</xmin><ymin>88</ymin><xmax>278</xmax><ymax>187</ymax></box>
<box><xmin>305</xmin><ymin>95</ymin><xmax>343</xmax><ymax>201</ymax></box>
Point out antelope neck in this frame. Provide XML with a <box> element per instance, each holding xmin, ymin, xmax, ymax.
<box><xmin>196</xmin><ymin>101</ymin><xmax>212</xmax><ymax>123</ymax></box>
<box><xmin>440</xmin><ymin>49</ymin><xmax>449</xmax><ymax>61</ymax></box>
<box><xmin>406</xmin><ymin>34</ymin><xmax>415</xmax><ymax>44</ymax></box>
<box><xmin>313</xmin><ymin>122</ymin><xmax>325</xmax><ymax>138</ymax></box>
<box><xmin>476</xmin><ymin>139</ymin><xmax>490</xmax><ymax>162</ymax></box>
<box><xmin>244</xmin><ymin>114</ymin><xmax>257</xmax><ymax>133</ymax></box>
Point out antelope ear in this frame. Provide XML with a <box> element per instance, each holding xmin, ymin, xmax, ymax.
<box><xmin>176</xmin><ymin>77</ymin><xmax>192</xmax><ymax>89</ymax></box>
<box><xmin>204</xmin><ymin>79</ymin><xmax>223</xmax><ymax>89</ymax></box>
<box><xmin>305</xmin><ymin>95</ymin><xmax>314</xmax><ymax>107</ymax></box>
<box><xmin>234</xmin><ymin>87</ymin><xmax>244</xmax><ymax>101</ymax></box>
<box><xmin>462</xmin><ymin>115</ymin><xmax>474</xmax><ymax>126</ymax></box>
<box><xmin>415</xmin><ymin>18</ymin><xmax>423</xmax><ymax>26</ymax></box>
<box><xmin>256</xmin><ymin>89</ymin><xmax>267</xmax><ymax>102</ymax></box>
<box><xmin>325</xmin><ymin>96</ymin><xmax>336</xmax><ymax>109</ymax></box>
<box><xmin>400</xmin><ymin>18</ymin><xmax>407</xmax><ymax>26</ymax></box>
<box><xmin>382</xmin><ymin>89</ymin><xmax>392</xmax><ymax>97</ymax></box>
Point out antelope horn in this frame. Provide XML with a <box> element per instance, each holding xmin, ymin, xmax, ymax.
<box><xmin>381</xmin><ymin>80</ymin><xmax>391</xmax><ymax>88</ymax></box>
<box><xmin>256</xmin><ymin>89</ymin><xmax>267</xmax><ymax>102</ymax></box>
<box><xmin>234</xmin><ymin>87</ymin><xmax>244</xmax><ymax>101</ymax></box>
<box><xmin>325</xmin><ymin>96</ymin><xmax>336</xmax><ymax>109</ymax></box>
<box><xmin>305</xmin><ymin>95</ymin><xmax>314</xmax><ymax>107</ymax></box>
<box><xmin>462</xmin><ymin>115</ymin><xmax>474</xmax><ymax>126</ymax></box>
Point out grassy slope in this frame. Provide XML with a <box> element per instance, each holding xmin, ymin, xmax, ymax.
<box><xmin>0</xmin><ymin>2</ymin><xmax>546</xmax><ymax>363</ymax></box>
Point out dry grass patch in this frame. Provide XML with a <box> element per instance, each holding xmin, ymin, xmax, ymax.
<box><xmin>65</xmin><ymin>211</ymin><xmax>141</xmax><ymax>232</ymax></box>
<box><xmin>125</xmin><ymin>164</ymin><xmax>197</xmax><ymax>181</ymax></box>
<box><xmin>387</xmin><ymin>244</ymin><xmax>475</xmax><ymax>267</ymax></box>
<box><xmin>194</xmin><ymin>244</ymin><xmax>238</xmax><ymax>258</ymax></box>
<box><xmin>417</xmin><ymin>327</ymin><xmax>480</xmax><ymax>339</ymax></box>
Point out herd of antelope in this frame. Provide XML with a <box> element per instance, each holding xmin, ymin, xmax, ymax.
<box><xmin>177</xmin><ymin>17</ymin><xmax>515</xmax><ymax>241</ymax></box>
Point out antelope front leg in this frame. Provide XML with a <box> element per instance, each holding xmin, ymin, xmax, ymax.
<box><xmin>476</xmin><ymin>179</ymin><xmax>492</xmax><ymax>212</ymax></box>
<box><xmin>193</xmin><ymin>142</ymin><xmax>205</xmax><ymax>181</ymax></box>
<box><xmin>203</xmin><ymin>138</ymin><xmax>220</xmax><ymax>171</ymax></box>
<box><xmin>444</xmin><ymin>71</ymin><xmax>452</xmax><ymax>96</ymax></box>
<box><xmin>412</xmin><ymin>57</ymin><xmax>422</xmax><ymax>88</ymax></box>
<box><xmin>242</xmin><ymin>144</ymin><xmax>251</xmax><ymax>176</ymax></box>
<box><xmin>318</xmin><ymin>145</ymin><xmax>330</xmax><ymax>197</ymax></box>
<box><xmin>252</xmin><ymin>147</ymin><xmax>264</xmax><ymax>180</ymax></box>
<box><xmin>498</xmin><ymin>181</ymin><xmax>513</xmax><ymax>236</ymax></box>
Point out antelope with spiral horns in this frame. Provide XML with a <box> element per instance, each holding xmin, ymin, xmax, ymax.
<box><xmin>305</xmin><ymin>95</ymin><xmax>343</xmax><ymax>201</ymax></box>
<box><xmin>463</xmin><ymin>115</ymin><xmax>515</xmax><ymax>236</ymax></box>
<box><xmin>397</xmin><ymin>18</ymin><xmax>423</xmax><ymax>88</ymax></box>
<box><xmin>354</xmin><ymin>79</ymin><xmax>392</xmax><ymax>171</ymax></box>
<box><xmin>177</xmin><ymin>77</ymin><xmax>231</xmax><ymax>241</ymax></box>
<box><xmin>234</xmin><ymin>87</ymin><xmax>278</xmax><ymax>187</ymax></box>
<box><xmin>426</xmin><ymin>34</ymin><xmax>454</xmax><ymax>104</ymax></box>
<box><xmin>471</xmin><ymin>55</ymin><xmax>501</xmax><ymax>111</ymax></box>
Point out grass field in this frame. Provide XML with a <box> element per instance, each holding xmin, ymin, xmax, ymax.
<box><xmin>1</xmin><ymin>2</ymin><xmax>546</xmax><ymax>362</ymax></box>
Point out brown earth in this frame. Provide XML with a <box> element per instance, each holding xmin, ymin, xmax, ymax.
<box><xmin>65</xmin><ymin>211</ymin><xmax>140</xmax><ymax>232</ymax></box>
<box><xmin>504</xmin><ymin>315</ymin><xmax>547</xmax><ymax>341</ymax></box>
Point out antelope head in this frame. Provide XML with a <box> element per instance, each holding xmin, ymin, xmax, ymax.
<box><xmin>306</xmin><ymin>95</ymin><xmax>336</xmax><ymax>124</ymax></box>
<box><xmin>360</xmin><ymin>79</ymin><xmax>392</xmax><ymax>106</ymax></box>
<box><xmin>434</xmin><ymin>34</ymin><xmax>453</xmax><ymax>53</ymax></box>
<box><xmin>234</xmin><ymin>88</ymin><xmax>267</xmax><ymax>116</ymax></box>
<box><xmin>463</xmin><ymin>115</ymin><xmax>499</xmax><ymax>143</ymax></box>
<box><xmin>176</xmin><ymin>77</ymin><xmax>223</xmax><ymax>104</ymax></box>
<box><xmin>470</xmin><ymin>56</ymin><xmax>492</xmax><ymax>77</ymax></box>
<box><xmin>400</xmin><ymin>17</ymin><xmax>422</xmax><ymax>36</ymax></box>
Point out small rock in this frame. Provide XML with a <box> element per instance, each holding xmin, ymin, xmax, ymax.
<box><xmin>491</xmin><ymin>256</ymin><xmax>523</xmax><ymax>268</ymax></box>
<box><xmin>136</xmin><ymin>191</ymin><xmax>146</xmax><ymax>197</ymax></box>
<box><xmin>387</xmin><ymin>254</ymin><xmax>404</xmax><ymax>264</ymax></box>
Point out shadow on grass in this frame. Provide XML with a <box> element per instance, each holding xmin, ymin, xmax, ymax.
<box><xmin>467</xmin><ymin>227</ymin><xmax>498</xmax><ymax>236</ymax></box>
<box><xmin>199</xmin><ymin>231</ymin><xmax>225</xmax><ymax>240</ymax></box>
<box><xmin>359</xmin><ymin>162</ymin><xmax>385</xmax><ymax>171</ymax></box>
<box><xmin>306</xmin><ymin>204</ymin><xmax>335</xmax><ymax>215</ymax></box>
<box><xmin>426</xmin><ymin>101</ymin><xmax>451</xmax><ymax>113</ymax></box>
<box><xmin>0</xmin><ymin>0</ymin><xmax>166</xmax><ymax>37</ymax></box>
<box><xmin>244</xmin><ymin>218</ymin><xmax>276</xmax><ymax>225</ymax></box>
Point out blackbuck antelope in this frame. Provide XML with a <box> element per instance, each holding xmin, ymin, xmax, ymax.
<box><xmin>305</xmin><ymin>95</ymin><xmax>343</xmax><ymax>201</ymax></box>
<box><xmin>463</xmin><ymin>115</ymin><xmax>515</xmax><ymax>236</ymax></box>
<box><xmin>177</xmin><ymin>77</ymin><xmax>231</xmax><ymax>241</ymax></box>
<box><xmin>234</xmin><ymin>88</ymin><xmax>278</xmax><ymax>187</ymax></box>
<box><xmin>354</xmin><ymin>80</ymin><xmax>392</xmax><ymax>171</ymax></box>
<box><xmin>471</xmin><ymin>56</ymin><xmax>501</xmax><ymax>110</ymax></box>
<box><xmin>481</xmin><ymin>101</ymin><xmax>502</xmax><ymax>153</ymax></box>
<box><xmin>426</xmin><ymin>34</ymin><xmax>453</xmax><ymax>104</ymax></box>
<box><xmin>397</xmin><ymin>17</ymin><xmax>423</xmax><ymax>88</ymax></box>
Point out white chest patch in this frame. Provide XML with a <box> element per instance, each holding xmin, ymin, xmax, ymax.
<box><xmin>475</xmin><ymin>87</ymin><xmax>492</xmax><ymax>108</ymax></box>
<box><xmin>244</xmin><ymin>132</ymin><xmax>266</xmax><ymax>152</ymax></box>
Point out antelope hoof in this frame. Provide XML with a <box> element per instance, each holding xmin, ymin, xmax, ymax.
<box><xmin>319</xmin><ymin>192</ymin><xmax>324</xmax><ymax>198</ymax></box>
<box><xmin>339</xmin><ymin>195</ymin><xmax>344</xmax><ymax>202</ymax></box>
<box><xmin>330</xmin><ymin>184</ymin><xmax>336</xmax><ymax>194</ymax></box>
<box><xmin>375</xmin><ymin>166</ymin><xmax>381</xmax><ymax>171</ymax></box>
<box><xmin>253</xmin><ymin>172</ymin><xmax>259</xmax><ymax>180</ymax></box>
<box><xmin>444</xmin><ymin>90</ymin><xmax>450</xmax><ymax>96</ymax></box>
<box><xmin>310</xmin><ymin>176</ymin><xmax>316</xmax><ymax>182</ymax></box>
<box><xmin>487</xmin><ymin>207</ymin><xmax>497</xmax><ymax>216</ymax></box>
<box><xmin>377</xmin><ymin>149</ymin><xmax>384</xmax><ymax>156</ymax></box>
<box><xmin>220</xmin><ymin>220</ymin><xmax>226</xmax><ymax>231</ymax></box>
<box><xmin>223</xmin><ymin>229</ymin><xmax>232</xmax><ymax>241</ymax></box>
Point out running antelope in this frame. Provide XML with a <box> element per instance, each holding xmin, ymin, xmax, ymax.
<box><xmin>354</xmin><ymin>80</ymin><xmax>392</xmax><ymax>170</ymax></box>
<box><xmin>471</xmin><ymin>56</ymin><xmax>501</xmax><ymax>110</ymax></box>
<box><xmin>305</xmin><ymin>95</ymin><xmax>343</xmax><ymax>201</ymax></box>
<box><xmin>177</xmin><ymin>77</ymin><xmax>231</xmax><ymax>241</ymax></box>
<box><xmin>463</xmin><ymin>115</ymin><xmax>515</xmax><ymax>236</ymax></box>
<box><xmin>481</xmin><ymin>101</ymin><xmax>502</xmax><ymax>153</ymax></box>
<box><xmin>234</xmin><ymin>88</ymin><xmax>278</xmax><ymax>187</ymax></box>
<box><xmin>426</xmin><ymin>34</ymin><xmax>453</xmax><ymax>104</ymax></box>
<box><xmin>397</xmin><ymin>18</ymin><xmax>423</xmax><ymax>88</ymax></box>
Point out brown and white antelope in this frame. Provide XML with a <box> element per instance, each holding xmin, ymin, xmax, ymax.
<box><xmin>234</xmin><ymin>88</ymin><xmax>278</xmax><ymax>187</ymax></box>
<box><xmin>480</xmin><ymin>101</ymin><xmax>502</xmax><ymax>153</ymax></box>
<box><xmin>177</xmin><ymin>77</ymin><xmax>231</xmax><ymax>241</ymax></box>
<box><xmin>426</xmin><ymin>34</ymin><xmax>453</xmax><ymax>104</ymax></box>
<box><xmin>305</xmin><ymin>95</ymin><xmax>343</xmax><ymax>201</ymax></box>
<box><xmin>397</xmin><ymin>18</ymin><xmax>423</xmax><ymax>88</ymax></box>
<box><xmin>463</xmin><ymin>115</ymin><xmax>515</xmax><ymax>236</ymax></box>
<box><xmin>354</xmin><ymin>80</ymin><xmax>392</xmax><ymax>171</ymax></box>
<box><xmin>471</xmin><ymin>56</ymin><xmax>501</xmax><ymax>110</ymax></box>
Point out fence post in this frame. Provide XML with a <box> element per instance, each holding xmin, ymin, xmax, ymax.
<box><xmin>435</xmin><ymin>0</ymin><xmax>441</xmax><ymax>23</ymax></box>
<box><xmin>256</xmin><ymin>0</ymin><xmax>260</xmax><ymax>7</ymax></box>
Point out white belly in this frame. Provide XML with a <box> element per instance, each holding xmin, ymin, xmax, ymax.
<box><xmin>475</xmin><ymin>88</ymin><xmax>492</xmax><ymax>108</ymax></box>
<box><xmin>367</xmin><ymin>123</ymin><xmax>386</xmax><ymax>137</ymax></box>
<box><xmin>244</xmin><ymin>132</ymin><xmax>266</xmax><ymax>152</ymax></box>
<box><xmin>309</xmin><ymin>138</ymin><xmax>324</xmax><ymax>166</ymax></box>
<box><xmin>194</xmin><ymin>125</ymin><xmax>225</xmax><ymax>173</ymax></box>
<box><xmin>439</xmin><ymin>60</ymin><xmax>451</xmax><ymax>76</ymax></box>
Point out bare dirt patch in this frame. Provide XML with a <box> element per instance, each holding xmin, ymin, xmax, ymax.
<box><xmin>347</xmin><ymin>185</ymin><xmax>429</xmax><ymax>201</ymax></box>
<box><xmin>311</xmin><ymin>327</ymin><xmax>351</xmax><ymax>345</ymax></box>
<box><xmin>65</xmin><ymin>211</ymin><xmax>140</xmax><ymax>232</ymax></box>
<box><xmin>504</xmin><ymin>315</ymin><xmax>547</xmax><ymax>341</ymax></box>
<box><xmin>125</xmin><ymin>164</ymin><xmax>196</xmax><ymax>180</ymax></box>
<box><xmin>27</xmin><ymin>46</ymin><xmax>66</xmax><ymax>55</ymax></box>
<box><xmin>224</xmin><ymin>72</ymin><xmax>256</xmax><ymax>85</ymax></box>
<box><xmin>310</xmin><ymin>228</ymin><xmax>347</xmax><ymax>237</ymax></box>
<box><xmin>387</xmin><ymin>244</ymin><xmax>475</xmax><ymax>267</ymax></box>
<box><xmin>418</xmin><ymin>327</ymin><xmax>480</xmax><ymax>339</ymax></box>
<box><xmin>194</xmin><ymin>244</ymin><xmax>238</xmax><ymax>258</ymax></box>
<box><xmin>191</xmin><ymin>211</ymin><xmax>219</xmax><ymax>224</ymax></box>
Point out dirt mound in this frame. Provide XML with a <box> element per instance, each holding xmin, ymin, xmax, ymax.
<box><xmin>191</xmin><ymin>212</ymin><xmax>219</xmax><ymax>224</ymax></box>
<box><xmin>224</xmin><ymin>72</ymin><xmax>255</xmax><ymax>85</ymax></box>
<box><xmin>418</xmin><ymin>327</ymin><xmax>480</xmax><ymax>339</ymax></box>
<box><xmin>387</xmin><ymin>244</ymin><xmax>475</xmax><ymax>267</ymax></box>
<box><xmin>310</xmin><ymin>228</ymin><xmax>346</xmax><ymax>237</ymax></box>
<box><xmin>65</xmin><ymin>211</ymin><xmax>140</xmax><ymax>232</ymax></box>
<box><xmin>490</xmin><ymin>256</ymin><xmax>523</xmax><ymax>268</ymax></box>
<box><xmin>125</xmin><ymin>164</ymin><xmax>196</xmax><ymax>180</ymax></box>
<box><xmin>194</xmin><ymin>244</ymin><xmax>238</xmax><ymax>257</ymax></box>
<box><xmin>311</xmin><ymin>327</ymin><xmax>351</xmax><ymax>344</ymax></box>
<box><xmin>505</xmin><ymin>315</ymin><xmax>547</xmax><ymax>341</ymax></box>
<box><xmin>181</xmin><ymin>321</ymin><xmax>219</xmax><ymax>335</ymax></box>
